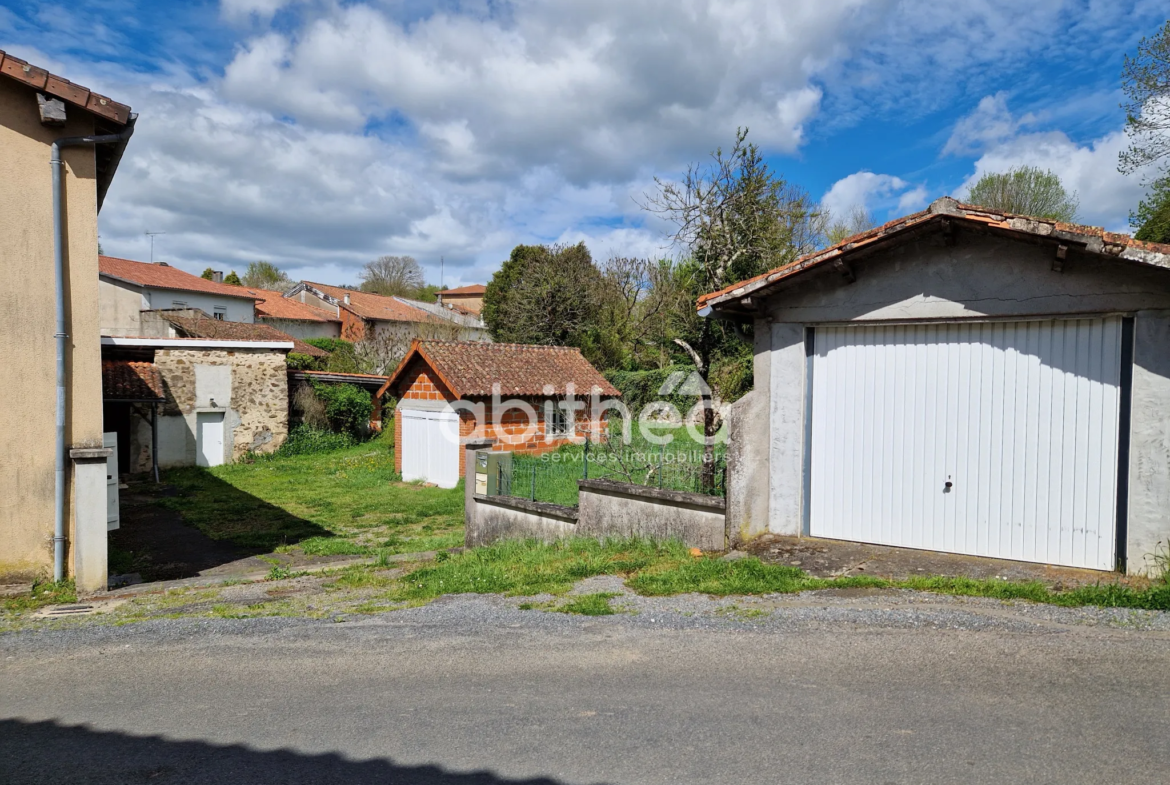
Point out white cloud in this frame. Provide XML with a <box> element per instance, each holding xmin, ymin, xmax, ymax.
<box><xmin>220</xmin><ymin>0</ymin><xmax>298</xmax><ymax>23</ymax></box>
<box><xmin>952</xmin><ymin>97</ymin><xmax>1147</xmax><ymax>232</ymax></box>
<box><xmin>943</xmin><ymin>92</ymin><xmax>1037</xmax><ymax>156</ymax></box>
<box><xmin>822</xmin><ymin>171</ymin><xmax>931</xmax><ymax>220</ymax></box>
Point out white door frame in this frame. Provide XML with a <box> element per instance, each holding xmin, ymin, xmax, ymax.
<box><xmin>399</xmin><ymin>405</ymin><xmax>460</xmax><ymax>488</ymax></box>
<box><xmin>196</xmin><ymin>410</ymin><xmax>227</xmax><ymax>468</ymax></box>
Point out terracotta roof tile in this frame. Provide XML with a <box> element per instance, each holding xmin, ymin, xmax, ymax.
<box><xmin>254</xmin><ymin>289</ymin><xmax>340</xmax><ymax>322</ymax></box>
<box><xmin>698</xmin><ymin>197</ymin><xmax>1170</xmax><ymax>310</ymax></box>
<box><xmin>0</xmin><ymin>49</ymin><xmax>132</xmax><ymax>125</ymax></box>
<box><xmin>440</xmin><ymin>284</ymin><xmax>486</xmax><ymax>295</ymax></box>
<box><xmin>100</xmin><ymin>256</ymin><xmax>262</xmax><ymax>300</ymax></box>
<box><xmin>162</xmin><ymin>314</ymin><xmax>328</xmax><ymax>357</ymax></box>
<box><xmin>388</xmin><ymin>341</ymin><xmax>619</xmax><ymax>398</ymax></box>
<box><xmin>102</xmin><ymin>360</ymin><xmax>164</xmax><ymax>401</ymax></box>
<box><xmin>304</xmin><ymin>282</ymin><xmax>442</xmax><ymax>323</ymax></box>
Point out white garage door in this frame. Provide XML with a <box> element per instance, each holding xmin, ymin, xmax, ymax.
<box><xmin>400</xmin><ymin>408</ymin><xmax>460</xmax><ymax>488</ymax></box>
<box><xmin>809</xmin><ymin>317</ymin><xmax>1124</xmax><ymax>570</ymax></box>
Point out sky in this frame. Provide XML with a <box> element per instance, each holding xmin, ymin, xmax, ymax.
<box><xmin>1</xmin><ymin>0</ymin><xmax>1165</xmax><ymax>288</ymax></box>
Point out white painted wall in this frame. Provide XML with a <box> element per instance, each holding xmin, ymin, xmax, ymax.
<box><xmin>144</xmin><ymin>288</ymin><xmax>255</xmax><ymax>323</ymax></box>
<box><xmin>100</xmin><ymin>277</ymin><xmax>256</xmax><ymax>334</ymax></box>
<box><xmin>260</xmin><ymin>318</ymin><xmax>340</xmax><ymax>340</ymax></box>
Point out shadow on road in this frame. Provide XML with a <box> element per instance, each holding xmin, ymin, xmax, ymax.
<box><xmin>1</xmin><ymin>718</ymin><xmax>597</xmax><ymax>785</ymax></box>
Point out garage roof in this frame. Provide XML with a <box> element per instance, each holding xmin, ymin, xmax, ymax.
<box><xmin>102</xmin><ymin>360</ymin><xmax>164</xmax><ymax>401</ymax></box>
<box><xmin>699</xmin><ymin>197</ymin><xmax>1170</xmax><ymax>316</ymax></box>
<box><xmin>387</xmin><ymin>340</ymin><xmax>620</xmax><ymax>398</ymax></box>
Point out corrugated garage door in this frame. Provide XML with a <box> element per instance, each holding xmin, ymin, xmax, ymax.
<box><xmin>809</xmin><ymin>317</ymin><xmax>1123</xmax><ymax>570</ymax></box>
<box><xmin>400</xmin><ymin>408</ymin><xmax>461</xmax><ymax>489</ymax></box>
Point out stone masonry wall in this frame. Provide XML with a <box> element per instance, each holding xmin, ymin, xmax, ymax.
<box><xmin>155</xmin><ymin>348</ymin><xmax>289</xmax><ymax>460</ymax></box>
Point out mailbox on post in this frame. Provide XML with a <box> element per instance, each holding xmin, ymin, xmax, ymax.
<box><xmin>475</xmin><ymin>450</ymin><xmax>512</xmax><ymax>496</ymax></box>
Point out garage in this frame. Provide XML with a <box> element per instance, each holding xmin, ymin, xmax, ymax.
<box><xmin>399</xmin><ymin>408</ymin><xmax>461</xmax><ymax>488</ymax></box>
<box><xmin>702</xmin><ymin>197</ymin><xmax>1170</xmax><ymax>575</ymax></box>
<box><xmin>808</xmin><ymin>317</ymin><xmax>1129</xmax><ymax>570</ymax></box>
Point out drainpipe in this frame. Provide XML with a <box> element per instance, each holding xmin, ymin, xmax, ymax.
<box><xmin>51</xmin><ymin>126</ymin><xmax>135</xmax><ymax>582</ymax></box>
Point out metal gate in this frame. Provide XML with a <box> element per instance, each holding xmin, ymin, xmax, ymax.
<box><xmin>808</xmin><ymin>317</ymin><xmax>1124</xmax><ymax>570</ymax></box>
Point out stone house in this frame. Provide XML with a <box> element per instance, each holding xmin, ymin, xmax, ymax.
<box><xmin>707</xmin><ymin>197</ymin><xmax>1170</xmax><ymax>575</ymax></box>
<box><xmin>0</xmin><ymin>49</ymin><xmax>135</xmax><ymax>591</ymax></box>
<box><xmin>102</xmin><ymin>336</ymin><xmax>293</xmax><ymax>469</ymax></box>
<box><xmin>385</xmin><ymin>341</ymin><xmax>619</xmax><ymax>488</ymax></box>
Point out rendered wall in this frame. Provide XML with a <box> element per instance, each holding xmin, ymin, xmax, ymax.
<box><xmin>259</xmin><ymin>318</ymin><xmax>340</xmax><ymax>340</ymax></box>
<box><xmin>98</xmin><ymin>278</ymin><xmax>146</xmax><ymax>336</ymax></box>
<box><xmin>744</xmin><ymin>229</ymin><xmax>1170</xmax><ymax>573</ymax></box>
<box><xmin>0</xmin><ymin>77</ymin><xmax>104</xmax><ymax>581</ymax></box>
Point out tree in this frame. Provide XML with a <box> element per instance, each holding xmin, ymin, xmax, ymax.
<box><xmin>823</xmin><ymin>205</ymin><xmax>876</xmax><ymax>246</ymax></box>
<box><xmin>965</xmin><ymin>166</ymin><xmax>1079</xmax><ymax>221</ymax></box>
<box><xmin>1133</xmin><ymin>175</ymin><xmax>1170</xmax><ymax>243</ymax></box>
<box><xmin>200</xmin><ymin>268</ymin><xmax>216</xmax><ymax>280</ymax></box>
<box><xmin>223</xmin><ymin>270</ymin><xmax>242</xmax><ymax>286</ymax></box>
<box><xmin>590</xmin><ymin>256</ymin><xmax>690</xmax><ymax>371</ymax></box>
<box><xmin>1120</xmin><ymin>21</ymin><xmax>1170</xmax><ymax>176</ymax></box>
<box><xmin>482</xmin><ymin>243</ymin><xmax>605</xmax><ymax>350</ymax></box>
<box><xmin>242</xmin><ymin>260</ymin><xmax>293</xmax><ymax>290</ymax></box>
<box><xmin>360</xmin><ymin>255</ymin><xmax>425</xmax><ymax>297</ymax></box>
<box><xmin>643</xmin><ymin>128</ymin><xmax>822</xmax><ymax>488</ymax></box>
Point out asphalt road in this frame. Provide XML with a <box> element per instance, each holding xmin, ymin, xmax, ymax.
<box><xmin>2</xmin><ymin>594</ymin><xmax>1169</xmax><ymax>785</ymax></box>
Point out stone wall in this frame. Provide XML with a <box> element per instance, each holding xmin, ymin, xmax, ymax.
<box><xmin>154</xmin><ymin>348</ymin><xmax>288</xmax><ymax>465</ymax></box>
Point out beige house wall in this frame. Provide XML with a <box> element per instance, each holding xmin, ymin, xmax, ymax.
<box><xmin>99</xmin><ymin>277</ymin><xmax>146</xmax><ymax>336</ymax></box>
<box><xmin>0</xmin><ymin>77</ymin><xmax>105</xmax><ymax>582</ymax></box>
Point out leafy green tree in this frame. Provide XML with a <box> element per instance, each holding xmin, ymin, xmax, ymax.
<box><xmin>1120</xmin><ymin>21</ymin><xmax>1170</xmax><ymax>176</ymax></box>
<box><xmin>824</xmin><ymin>205</ymin><xmax>876</xmax><ymax>246</ymax></box>
<box><xmin>965</xmin><ymin>166</ymin><xmax>1079</xmax><ymax>221</ymax></box>
<box><xmin>1133</xmin><ymin>175</ymin><xmax>1170</xmax><ymax>244</ymax></box>
<box><xmin>242</xmin><ymin>260</ymin><xmax>293</xmax><ymax>290</ymax></box>
<box><xmin>200</xmin><ymin>267</ymin><xmax>216</xmax><ymax>280</ymax></box>
<box><xmin>223</xmin><ymin>270</ymin><xmax>242</xmax><ymax>286</ymax></box>
<box><xmin>482</xmin><ymin>243</ymin><xmax>604</xmax><ymax>350</ymax></box>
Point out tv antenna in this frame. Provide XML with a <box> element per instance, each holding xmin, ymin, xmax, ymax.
<box><xmin>145</xmin><ymin>231</ymin><xmax>166</xmax><ymax>262</ymax></box>
<box><xmin>440</xmin><ymin>256</ymin><xmax>444</xmax><ymax>290</ymax></box>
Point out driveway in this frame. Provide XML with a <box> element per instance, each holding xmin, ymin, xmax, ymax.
<box><xmin>2</xmin><ymin>591</ymin><xmax>1168</xmax><ymax>784</ymax></box>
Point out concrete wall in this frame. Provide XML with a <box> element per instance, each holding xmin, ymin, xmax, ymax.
<box><xmin>144</xmin><ymin>288</ymin><xmax>254</xmax><ymax>323</ymax></box>
<box><xmin>0</xmin><ymin>76</ymin><xmax>105</xmax><ymax>582</ymax></box>
<box><xmin>259</xmin><ymin>317</ymin><xmax>340</xmax><ymax>340</ymax></box>
<box><xmin>464</xmin><ymin>446</ymin><xmax>726</xmax><ymax>550</ymax></box>
<box><xmin>734</xmin><ymin>228</ymin><xmax>1170</xmax><ymax>573</ymax></box>
<box><xmin>153</xmin><ymin>348</ymin><xmax>288</xmax><ymax>466</ymax></box>
<box><xmin>99</xmin><ymin>278</ymin><xmax>147</xmax><ymax>336</ymax></box>
<box><xmin>576</xmin><ymin>479</ymin><xmax>726</xmax><ymax>551</ymax></box>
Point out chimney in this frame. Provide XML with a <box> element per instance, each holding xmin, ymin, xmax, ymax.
<box><xmin>211</xmin><ymin>271</ymin><xmax>224</xmax><ymax>283</ymax></box>
<box><xmin>344</xmin><ymin>293</ymin><xmax>350</xmax><ymax>305</ymax></box>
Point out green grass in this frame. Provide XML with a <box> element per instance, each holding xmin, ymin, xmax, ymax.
<box><xmin>157</xmin><ymin>429</ymin><xmax>464</xmax><ymax>558</ymax></box>
<box><xmin>509</xmin><ymin>423</ymin><xmax>726</xmax><ymax>507</ymax></box>
<box><xmin>1</xmin><ymin>579</ymin><xmax>77</xmax><ymax>616</ymax></box>
<box><xmin>556</xmin><ymin>592</ymin><xmax>621</xmax><ymax>615</ymax></box>
<box><xmin>388</xmin><ymin>537</ymin><xmax>1170</xmax><ymax>612</ymax></box>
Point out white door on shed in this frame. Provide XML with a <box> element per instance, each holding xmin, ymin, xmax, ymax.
<box><xmin>809</xmin><ymin>318</ymin><xmax>1124</xmax><ymax>571</ymax></box>
<box><xmin>400</xmin><ymin>408</ymin><xmax>460</xmax><ymax>488</ymax></box>
<box><xmin>104</xmin><ymin>431</ymin><xmax>119</xmax><ymax>531</ymax></box>
<box><xmin>196</xmin><ymin>411</ymin><xmax>226</xmax><ymax>468</ymax></box>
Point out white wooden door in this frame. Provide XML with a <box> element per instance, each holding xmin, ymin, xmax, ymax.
<box><xmin>196</xmin><ymin>412</ymin><xmax>226</xmax><ymax>468</ymax></box>
<box><xmin>400</xmin><ymin>409</ymin><xmax>460</xmax><ymax>488</ymax></box>
<box><xmin>809</xmin><ymin>317</ymin><xmax>1123</xmax><ymax>570</ymax></box>
<box><xmin>104</xmin><ymin>431</ymin><xmax>119</xmax><ymax>531</ymax></box>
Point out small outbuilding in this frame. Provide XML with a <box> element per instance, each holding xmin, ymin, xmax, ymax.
<box><xmin>386</xmin><ymin>341</ymin><xmax>619</xmax><ymax>488</ymax></box>
<box><xmin>707</xmin><ymin>197</ymin><xmax>1170</xmax><ymax>575</ymax></box>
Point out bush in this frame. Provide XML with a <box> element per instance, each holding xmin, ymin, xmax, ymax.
<box><xmin>604</xmin><ymin>364</ymin><xmax>695</xmax><ymax>416</ymax></box>
<box><xmin>273</xmin><ymin>425</ymin><xmax>356</xmax><ymax>457</ymax></box>
<box><xmin>285</xmin><ymin>352</ymin><xmax>319</xmax><ymax>370</ymax></box>
<box><xmin>311</xmin><ymin>381</ymin><xmax>372</xmax><ymax>437</ymax></box>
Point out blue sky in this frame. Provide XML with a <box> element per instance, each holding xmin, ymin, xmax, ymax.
<box><xmin>1</xmin><ymin>0</ymin><xmax>1165</xmax><ymax>287</ymax></box>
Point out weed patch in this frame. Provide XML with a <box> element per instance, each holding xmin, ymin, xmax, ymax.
<box><xmin>556</xmin><ymin>592</ymin><xmax>620</xmax><ymax>616</ymax></box>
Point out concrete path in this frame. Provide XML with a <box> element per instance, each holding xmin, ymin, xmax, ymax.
<box><xmin>2</xmin><ymin>592</ymin><xmax>1169</xmax><ymax>784</ymax></box>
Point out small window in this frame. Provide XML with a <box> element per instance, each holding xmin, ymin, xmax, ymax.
<box><xmin>545</xmin><ymin>403</ymin><xmax>571</xmax><ymax>438</ymax></box>
<box><xmin>213</xmin><ymin>307</ymin><xmax>227</xmax><ymax>321</ymax></box>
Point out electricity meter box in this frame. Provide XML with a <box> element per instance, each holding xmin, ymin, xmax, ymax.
<box><xmin>474</xmin><ymin>450</ymin><xmax>512</xmax><ymax>496</ymax></box>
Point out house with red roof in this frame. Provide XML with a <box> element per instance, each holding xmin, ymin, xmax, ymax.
<box><xmin>385</xmin><ymin>341</ymin><xmax>618</xmax><ymax>487</ymax></box>
<box><xmin>437</xmin><ymin>283</ymin><xmax>486</xmax><ymax>315</ymax></box>
<box><xmin>253</xmin><ymin>288</ymin><xmax>341</xmax><ymax>340</ymax></box>
<box><xmin>708</xmin><ymin>196</ymin><xmax>1170</xmax><ymax>576</ymax></box>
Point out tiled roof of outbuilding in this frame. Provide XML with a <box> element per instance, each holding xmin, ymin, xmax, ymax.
<box><xmin>162</xmin><ymin>314</ymin><xmax>328</xmax><ymax>357</ymax></box>
<box><xmin>440</xmin><ymin>284</ymin><xmax>486</xmax><ymax>295</ymax></box>
<box><xmin>698</xmin><ymin>196</ymin><xmax>1170</xmax><ymax>312</ymax></box>
<box><xmin>303</xmin><ymin>282</ymin><xmax>442</xmax><ymax>323</ymax></box>
<box><xmin>387</xmin><ymin>341</ymin><xmax>619</xmax><ymax>398</ymax></box>
<box><xmin>102</xmin><ymin>360</ymin><xmax>164</xmax><ymax>401</ymax></box>
<box><xmin>254</xmin><ymin>290</ymin><xmax>340</xmax><ymax>322</ymax></box>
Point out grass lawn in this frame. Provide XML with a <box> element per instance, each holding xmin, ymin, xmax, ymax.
<box><xmin>388</xmin><ymin>538</ymin><xmax>1170</xmax><ymax>612</ymax></box>
<box><xmin>510</xmin><ymin>421</ymin><xmax>727</xmax><ymax>507</ymax></box>
<box><xmin>159</xmin><ymin>430</ymin><xmax>464</xmax><ymax>557</ymax></box>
